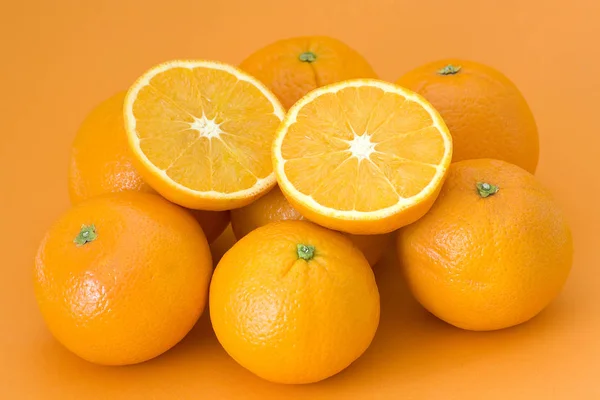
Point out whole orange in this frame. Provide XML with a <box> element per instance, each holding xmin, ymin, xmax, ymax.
<box><xmin>230</xmin><ymin>186</ymin><xmax>392</xmax><ymax>266</ymax></box>
<box><xmin>397</xmin><ymin>159</ymin><xmax>573</xmax><ymax>331</ymax></box>
<box><xmin>396</xmin><ymin>59</ymin><xmax>539</xmax><ymax>173</ymax></box>
<box><xmin>210</xmin><ymin>220</ymin><xmax>380</xmax><ymax>384</ymax></box>
<box><xmin>68</xmin><ymin>91</ymin><xmax>229</xmax><ymax>242</ymax></box>
<box><xmin>34</xmin><ymin>192</ymin><xmax>213</xmax><ymax>365</ymax></box>
<box><xmin>239</xmin><ymin>36</ymin><xmax>378</xmax><ymax>109</ymax></box>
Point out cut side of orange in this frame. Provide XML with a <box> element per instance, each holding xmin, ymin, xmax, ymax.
<box><xmin>124</xmin><ymin>60</ymin><xmax>285</xmax><ymax>211</ymax></box>
<box><xmin>272</xmin><ymin>79</ymin><xmax>453</xmax><ymax>234</ymax></box>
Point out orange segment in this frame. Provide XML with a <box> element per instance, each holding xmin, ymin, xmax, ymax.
<box><xmin>132</xmin><ymin>85</ymin><xmax>195</xmax><ymax>124</ymax></box>
<box><xmin>272</xmin><ymin>79</ymin><xmax>453</xmax><ymax>234</ymax></box>
<box><xmin>374</xmin><ymin>127</ymin><xmax>446</xmax><ymax>165</ymax></box>
<box><xmin>354</xmin><ymin>159</ymin><xmax>399</xmax><ymax>211</ymax></box>
<box><xmin>283</xmin><ymin>151</ymin><xmax>350</xmax><ymax>195</ymax></box>
<box><xmin>311</xmin><ymin>156</ymin><xmax>359</xmax><ymax>211</ymax></box>
<box><xmin>369</xmin><ymin>98</ymin><xmax>435</xmax><ymax>140</ymax></box>
<box><xmin>370</xmin><ymin>153</ymin><xmax>439</xmax><ymax>198</ymax></box>
<box><xmin>124</xmin><ymin>60</ymin><xmax>285</xmax><ymax>211</ymax></box>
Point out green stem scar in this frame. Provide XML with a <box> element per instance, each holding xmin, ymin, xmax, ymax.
<box><xmin>299</xmin><ymin>51</ymin><xmax>317</xmax><ymax>63</ymax></box>
<box><xmin>74</xmin><ymin>224</ymin><xmax>98</xmax><ymax>246</ymax></box>
<box><xmin>476</xmin><ymin>182</ymin><xmax>499</xmax><ymax>198</ymax></box>
<box><xmin>438</xmin><ymin>64</ymin><xmax>462</xmax><ymax>75</ymax></box>
<box><xmin>297</xmin><ymin>244</ymin><xmax>315</xmax><ymax>261</ymax></box>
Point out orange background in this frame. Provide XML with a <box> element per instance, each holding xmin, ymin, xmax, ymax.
<box><xmin>2</xmin><ymin>0</ymin><xmax>599</xmax><ymax>398</ymax></box>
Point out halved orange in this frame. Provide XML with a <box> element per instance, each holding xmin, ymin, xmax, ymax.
<box><xmin>272</xmin><ymin>79</ymin><xmax>453</xmax><ymax>235</ymax></box>
<box><xmin>124</xmin><ymin>60</ymin><xmax>285</xmax><ymax>211</ymax></box>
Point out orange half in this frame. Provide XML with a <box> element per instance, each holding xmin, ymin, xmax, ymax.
<box><xmin>124</xmin><ymin>60</ymin><xmax>285</xmax><ymax>211</ymax></box>
<box><xmin>272</xmin><ymin>79</ymin><xmax>453</xmax><ymax>234</ymax></box>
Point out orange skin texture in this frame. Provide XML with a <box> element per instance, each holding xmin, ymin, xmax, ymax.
<box><xmin>68</xmin><ymin>91</ymin><xmax>229</xmax><ymax>243</ymax></box>
<box><xmin>210</xmin><ymin>220</ymin><xmax>380</xmax><ymax>384</ymax></box>
<box><xmin>396</xmin><ymin>59</ymin><xmax>539</xmax><ymax>173</ymax></box>
<box><xmin>231</xmin><ymin>186</ymin><xmax>392</xmax><ymax>266</ymax></box>
<box><xmin>239</xmin><ymin>36</ymin><xmax>378</xmax><ymax>109</ymax></box>
<box><xmin>397</xmin><ymin>159</ymin><xmax>573</xmax><ymax>331</ymax></box>
<box><xmin>34</xmin><ymin>192</ymin><xmax>214</xmax><ymax>365</ymax></box>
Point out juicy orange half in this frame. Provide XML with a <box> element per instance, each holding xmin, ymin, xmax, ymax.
<box><xmin>124</xmin><ymin>60</ymin><xmax>285</xmax><ymax>211</ymax></box>
<box><xmin>272</xmin><ymin>79</ymin><xmax>453</xmax><ymax>235</ymax></box>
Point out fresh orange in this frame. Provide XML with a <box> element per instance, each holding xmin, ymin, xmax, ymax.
<box><xmin>123</xmin><ymin>60</ymin><xmax>285</xmax><ymax>211</ymax></box>
<box><xmin>230</xmin><ymin>186</ymin><xmax>391</xmax><ymax>266</ymax></box>
<box><xmin>230</xmin><ymin>186</ymin><xmax>301</xmax><ymax>238</ymax></box>
<box><xmin>210</xmin><ymin>220</ymin><xmax>380</xmax><ymax>384</ymax></box>
<box><xmin>397</xmin><ymin>159</ymin><xmax>573</xmax><ymax>331</ymax></box>
<box><xmin>239</xmin><ymin>36</ymin><xmax>378</xmax><ymax>109</ymax></box>
<box><xmin>68</xmin><ymin>91</ymin><xmax>229</xmax><ymax>243</ymax></box>
<box><xmin>273</xmin><ymin>79</ymin><xmax>453</xmax><ymax>235</ymax></box>
<box><xmin>68</xmin><ymin>91</ymin><xmax>152</xmax><ymax>201</ymax></box>
<box><xmin>33</xmin><ymin>192</ymin><xmax>213</xmax><ymax>365</ymax></box>
<box><xmin>396</xmin><ymin>59</ymin><xmax>539</xmax><ymax>173</ymax></box>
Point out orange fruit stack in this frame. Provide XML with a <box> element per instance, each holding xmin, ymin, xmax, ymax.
<box><xmin>33</xmin><ymin>35</ymin><xmax>573</xmax><ymax>386</ymax></box>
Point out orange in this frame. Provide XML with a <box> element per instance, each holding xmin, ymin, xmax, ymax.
<box><xmin>69</xmin><ymin>91</ymin><xmax>151</xmax><ymax>200</ymax></box>
<box><xmin>239</xmin><ymin>36</ymin><xmax>378</xmax><ymax>109</ymax></box>
<box><xmin>396</xmin><ymin>59</ymin><xmax>539</xmax><ymax>173</ymax></box>
<box><xmin>209</xmin><ymin>224</ymin><xmax>237</xmax><ymax>266</ymax></box>
<box><xmin>230</xmin><ymin>186</ymin><xmax>391</xmax><ymax>266</ymax></box>
<box><xmin>33</xmin><ymin>192</ymin><xmax>213</xmax><ymax>365</ymax></box>
<box><xmin>123</xmin><ymin>60</ymin><xmax>285</xmax><ymax>211</ymax></box>
<box><xmin>186</xmin><ymin>209</ymin><xmax>229</xmax><ymax>244</ymax></box>
<box><xmin>209</xmin><ymin>220</ymin><xmax>380</xmax><ymax>384</ymax></box>
<box><xmin>397</xmin><ymin>159</ymin><xmax>573</xmax><ymax>331</ymax></box>
<box><xmin>273</xmin><ymin>79</ymin><xmax>453</xmax><ymax>235</ymax></box>
<box><xmin>68</xmin><ymin>91</ymin><xmax>229</xmax><ymax>243</ymax></box>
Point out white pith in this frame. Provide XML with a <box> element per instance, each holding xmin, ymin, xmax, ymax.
<box><xmin>346</xmin><ymin>133</ymin><xmax>376</xmax><ymax>161</ymax></box>
<box><xmin>190</xmin><ymin>114</ymin><xmax>223</xmax><ymax>139</ymax></box>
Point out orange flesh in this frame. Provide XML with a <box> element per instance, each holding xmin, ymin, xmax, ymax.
<box><xmin>131</xmin><ymin>67</ymin><xmax>282</xmax><ymax>194</ymax></box>
<box><xmin>280</xmin><ymin>86</ymin><xmax>447</xmax><ymax>212</ymax></box>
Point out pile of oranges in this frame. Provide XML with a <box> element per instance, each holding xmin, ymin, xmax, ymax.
<box><xmin>34</xmin><ymin>36</ymin><xmax>573</xmax><ymax>385</ymax></box>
